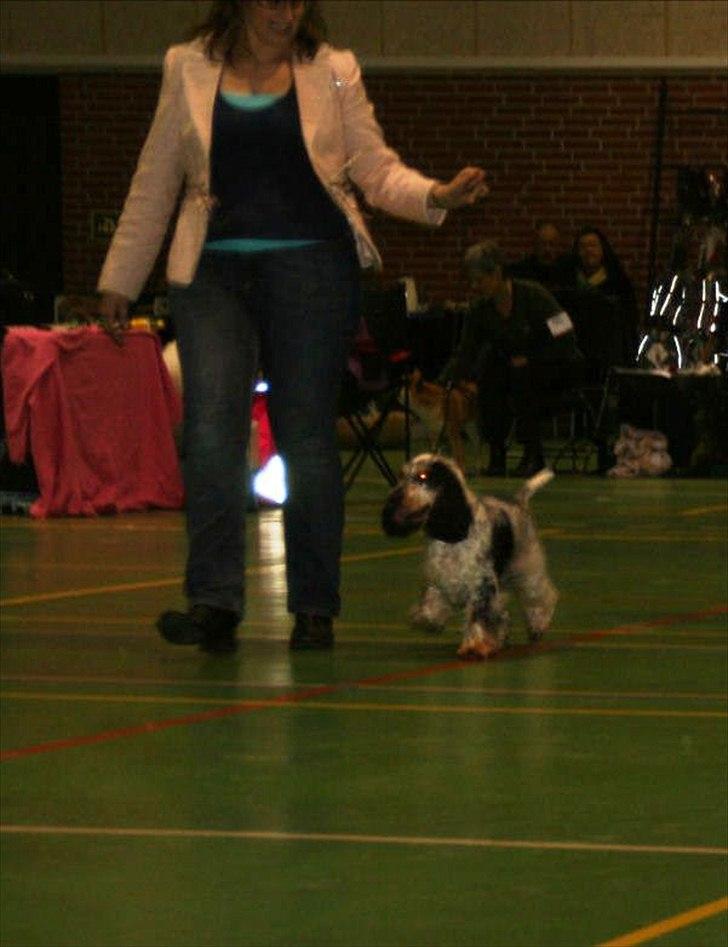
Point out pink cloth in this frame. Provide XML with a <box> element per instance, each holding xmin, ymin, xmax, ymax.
<box><xmin>2</xmin><ymin>326</ymin><xmax>184</xmax><ymax>517</ymax></box>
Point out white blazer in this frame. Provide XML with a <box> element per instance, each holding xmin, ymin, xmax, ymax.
<box><xmin>98</xmin><ymin>39</ymin><xmax>447</xmax><ymax>301</ymax></box>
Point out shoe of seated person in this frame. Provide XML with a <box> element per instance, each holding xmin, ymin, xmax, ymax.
<box><xmin>480</xmin><ymin>461</ymin><xmax>506</xmax><ymax>477</ymax></box>
<box><xmin>480</xmin><ymin>445</ymin><xmax>506</xmax><ymax>477</ymax></box>
<box><xmin>156</xmin><ymin>604</ymin><xmax>240</xmax><ymax>654</ymax></box>
<box><xmin>289</xmin><ymin>614</ymin><xmax>334</xmax><ymax>651</ymax></box>
<box><xmin>511</xmin><ymin>449</ymin><xmax>546</xmax><ymax>479</ymax></box>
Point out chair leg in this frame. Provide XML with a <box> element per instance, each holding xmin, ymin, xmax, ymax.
<box><xmin>402</xmin><ymin>376</ymin><xmax>412</xmax><ymax>461</ymax></box>
<box><xmin>342</xmin><ymin>410</ymin><xmax>398</xmax><ymax>492</ymax></box>
<box><xmin>547</xmin><ymin>391</ymin><xmax>601</xmax><ymax>474</ymax></box>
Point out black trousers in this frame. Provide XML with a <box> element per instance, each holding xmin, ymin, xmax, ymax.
<box><xmin>476</xmin><ymin>356</ymin><xmax>582</xmax><ymax>447</ymax></box>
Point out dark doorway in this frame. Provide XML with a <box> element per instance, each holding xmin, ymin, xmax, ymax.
<box><xmin>1</xmin><ymin>75</ymin><xmax>62</xmax><ymax>323</ymax></box>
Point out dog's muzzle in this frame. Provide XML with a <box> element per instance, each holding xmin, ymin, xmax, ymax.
<box><xmin>381</xmin><ymin>487</ymin><xmax>427</xmax><ymax>537</ymax></box>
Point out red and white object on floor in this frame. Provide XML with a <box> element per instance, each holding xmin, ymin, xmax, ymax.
<box><xmin>162</xmin><ymin>345</ymin><xmax>286</xmax><ymax>506</ymax></box>
<box><xmin>251</xmin><ymin>381</ymin><xmax>287</xmax><ymax>505</ymax></box>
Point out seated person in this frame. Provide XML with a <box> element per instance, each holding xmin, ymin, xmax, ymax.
<box><xmin>509</xmin><ymin>221</ymin><xmax>571</xmax><ymax>290</ymax></box>
<box><xmin>562</xmin><ymin>225</ymin><xmax>639</xmax><ymax>364</ymax></box>
<box><xmin>440</xmin><ymin>240</ymin><xmax>583</xmax><ymax>477</ymax></box>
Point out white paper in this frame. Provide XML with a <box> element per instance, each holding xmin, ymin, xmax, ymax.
<box><xmin>546</xmin><ymin>311</ymin><xmax>573</xmax><ymax>337</ymax></box>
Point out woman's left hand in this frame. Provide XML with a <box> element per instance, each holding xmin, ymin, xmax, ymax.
<box><xmin>429</xmin><ymin>167</ymin><xmax>488</xmax><ymax>210</ymax></box>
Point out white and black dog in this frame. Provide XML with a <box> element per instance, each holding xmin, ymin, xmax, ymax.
<box><xmin>381</xmin><ymin>453</ymin><xmax>558</xmax><ymax>660</ymax></box>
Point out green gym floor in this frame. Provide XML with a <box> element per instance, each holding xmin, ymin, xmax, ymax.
<box><xmin>1</xmin><ymin>454</ymin><xmax>727</xmax><ymax>947</ymax></box>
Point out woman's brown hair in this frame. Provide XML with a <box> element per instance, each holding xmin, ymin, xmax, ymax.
<box><xmin>187</xmin><ymin>1</ymin><xmax>328</xmax><ymax>63</ymax></box>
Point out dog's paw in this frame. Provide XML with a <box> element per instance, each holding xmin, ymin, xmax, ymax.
<box><xmin>456</xmin><ymin>637</ymin><xmax>500</xmax><ymax>661</ymax></box>
<box><xmin>410</xmin><ymin>610</ymin><xmax>445</xmax><ymax>634</ymax></box>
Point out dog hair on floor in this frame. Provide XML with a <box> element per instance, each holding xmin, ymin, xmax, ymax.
<box><xmin>381</xmin><ymin>453</ymin><xmax>558</xmax><ymax>660</ymax></box>
<box><xmin>406</xmin><ymin>369</ymin><xmax>478</xmax><ymax>471</ymax></box>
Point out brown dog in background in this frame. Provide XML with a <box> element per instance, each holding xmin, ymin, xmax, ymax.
<box><xmin>407</xmin><ymin>369</ymin><xmax>478</xmax><ymax>470</ymax></box>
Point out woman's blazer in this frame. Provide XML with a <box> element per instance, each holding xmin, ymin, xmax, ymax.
<box><xmin>98</xmin><ymin>39</ymin><xmax>447</xmax><ymax>301</ymax></box>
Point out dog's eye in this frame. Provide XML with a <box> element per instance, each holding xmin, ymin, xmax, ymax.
<box><xmin>416</xmin><ymin>472</ymin><xmax>428</xmax><ymax>482</ymax></box>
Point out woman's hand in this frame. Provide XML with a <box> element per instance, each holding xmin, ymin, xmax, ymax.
<box><xmin>97</xmin><ymin>291</ymin><xmax>130</xmax><ymax>345</ymax></box>
<box><xmin>428</xmin><ymin>167</ymin><xmax>488</xmax><ymax>210</ymax></box>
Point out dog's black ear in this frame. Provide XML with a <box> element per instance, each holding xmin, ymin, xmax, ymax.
<box><xmin>424</xmin><ymin>461</ymin><xmax>473</xmax><ymax>543</ymax></box>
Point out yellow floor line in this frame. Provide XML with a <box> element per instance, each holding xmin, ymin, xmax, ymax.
<box><xmin>0</xmin><ymin>615</ymin><xmax>406</xmax><ymax>630</ymax></box>
<box><xmin>596</xmin><ymin>895</ymin><xmax>728</xmax><ymax>946</ymax></box>
<box><xmin>1</xmin><ymin>824</ymin><xmax>726</xmax><ymax>857</ymax></box>
<box><xmin>4</xmin><ymin>613</ymin><xmax>726</xmax><ymax>638</ymax></box>
<box><xmin>3</xmin><ymin>674</ymin><xmax>725</xmax><ymax>702</ymax></box>
<box><xmin>2</xmin><ymin>624</ymin><xmax>725</xmax><ymax>654</ymax></box>
<box><xmin>2</xmin><ymin>563</ymin><xmax>181</xmax><ymax>573</ymax></box>
<box><xmin>297</xmin><ymin>701</ymin><xmax>726</xmax><ymax>718</ymax></box>
<box><xmin>0</xmin><ymin>520</ymin><xmax>185</xmax><ymax>532</ymax></box>
<box><xmin>574</xmin><ymin>641</ymin><xmax>726</xmax><ymax>652</ymax></box>
<box><xmin>680</xmin><ymin>504</ymin><xmax>728</xmax><ymax>517</ymax></box>
<box><xmin>347</xmin><ymin>526</ymin><xmax>727</xmax><ymax>542</ymax></box>
<box><xmin>0</xmin><ymin>548</ymin><xmax>418</xmax><ymax>608</ymax></box>
<box><xmin>558</xmin><ymin>533</ymin><xmax>726</xmax><ymax>543</ymax></box>
<box><xmin>2</xmin><ymin>692</ymin><xmax>725</xmax><ymax>718</ymax></box>
<box><xmin>0</xmin><ymin>578</ymin><xmax>181</xmax><ymax>607</ymax></box>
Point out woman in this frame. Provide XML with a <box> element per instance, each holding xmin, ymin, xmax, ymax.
<box><xmin>440</xmin><ymin>241</ymin><xmax>583</xmax><ymax>478</ymax></box>
<box><xmin>97</xmin><ymin>0</ymin><xmax>487</xmax><ymax>654</ymax></box>
<box><xmin>566</xmin><ymin>226</ymin><xmax>639</xmax><ymax>363</ymax></box>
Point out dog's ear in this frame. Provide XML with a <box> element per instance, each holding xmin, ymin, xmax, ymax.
<box><xmin>424</xmin><ymin>461</ymin><xmax>473</xmax><ymax>543</ymax></box>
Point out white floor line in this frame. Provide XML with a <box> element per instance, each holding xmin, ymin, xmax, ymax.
<box><xmin>1</xmin><ymin>824</ymin><xmax>725</xmax><ymax>857</ymax></box>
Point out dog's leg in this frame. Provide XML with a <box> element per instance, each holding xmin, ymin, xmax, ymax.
<box><xmin>521</xmin><ymin>578</ymin><xmax>558</xmax><ymax>642</ymax></box>
<box><xmin>458</xmin><ymin>574</ymin><xmax>509</xmax><ymax>660</ymax></box>
<box><xmin>511</xmin><ymin>552</ymin><xmax>558</xmax><ymax>642</ymax></box>
<box><xmin>410</xmin><ymin>584</ymin><xmax>451</xmax><ymax>633</ymax></box>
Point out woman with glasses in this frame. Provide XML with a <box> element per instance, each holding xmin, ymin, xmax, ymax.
<box><xmin>96</xmin><ymin>0</ymin><xmax>488</xmax><ymax>654</ymax></box>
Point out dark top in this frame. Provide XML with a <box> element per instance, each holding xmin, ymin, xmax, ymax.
<box><xmin>206</xmin><ymin>86</ymin><xmax>350</xmax><ymax>243</ymax></box>
<box><xmin>509</xmin><ymin>253</ymin><xmax>571</xmax><ymax>290</ymax></box>
<box><xmin>441</xmin><ymin>279</ymin><xmax>583</xmax><ymax>383</ymax></box>
<box><xmin>560</xmin><ymin>262</ymin><xmax>640</xmax><ymax>364</ymax></box>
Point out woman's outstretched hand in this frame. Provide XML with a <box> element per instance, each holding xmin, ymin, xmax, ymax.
<box><xmin>429</xmin><ymin>167</ymin><xmax>488</xmax><ymax>210</ymax></box>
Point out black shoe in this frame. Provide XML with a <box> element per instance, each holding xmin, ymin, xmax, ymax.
<box><xmin>512</xmin><ymin>454</ymin><xmax>546</xmax><ymax>478</ymax></box>
<box><xmin>480</xmin><ymin>462</ymin><xmax>506</xmax><ymax>477</ymax></box>
<box><xmin>289</xmin><ymin>614</ymin><xmax>334</xmax><ymax>651</ymax></box>
<box><xmin>156</xmin><ymin>604</ymin><xmax>239</xmax><ymax>653</ymax></box>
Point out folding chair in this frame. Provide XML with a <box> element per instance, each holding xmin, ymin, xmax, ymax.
<box><xmin>547</xmin><ymin>289</ymin><xmax>622</xmax><ymax>473</ymax></box>
<box><xmin>339</xmin><ymin>281</ymin><xmax>414</xmax><ymax>491</ymax></box>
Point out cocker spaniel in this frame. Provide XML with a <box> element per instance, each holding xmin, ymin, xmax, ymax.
<box><xmin>381</xmin><ymin>453</ymin><xmax>558</xmax><ymax>660</ymax></box>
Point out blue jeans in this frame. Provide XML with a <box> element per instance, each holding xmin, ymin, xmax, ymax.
<box><xmin>169</xmin><ymin>240</ymin><xmax>360</xmax><ymax>618</ymax></box>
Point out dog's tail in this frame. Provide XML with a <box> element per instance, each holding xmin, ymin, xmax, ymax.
<box><xmin>514</xmin><ymin>467</ymin><xmax>554</xmax><ymax>507</ymax></box>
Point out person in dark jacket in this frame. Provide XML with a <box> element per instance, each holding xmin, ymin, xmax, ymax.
<box><xmin>510</xmin><ymin>221</ymin><xmax>570</xmax><ymax>290</ymax></box>
<box><xmin>441</xmin><ymin>240</ymin><xmax>583</xmax><ymax>477</ymax></box>
<box><xmin>563</xmin><ymin>225</ymin><xmax>639</xmax><ymax>364</ymax></box>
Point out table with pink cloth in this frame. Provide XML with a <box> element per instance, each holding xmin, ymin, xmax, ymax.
<box><xmin>1</xmin><ymin>325</ymin><xmax>184</xmax><ymax>517</ymax></box>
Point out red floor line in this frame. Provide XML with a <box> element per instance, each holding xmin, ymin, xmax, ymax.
<box><xmin>2</xmin><ymin>606</ymin><xmax>725</xmax><ymax>763</ymax></box>
<box><xmin>579</xmin><ymin>605</ymin><xmax>728</xmax><ymax>640</ymax></box>
<box><xmin>0</xmin><ymin>662</ymin><xmax>461</xmax><ymax>762</ymax></box>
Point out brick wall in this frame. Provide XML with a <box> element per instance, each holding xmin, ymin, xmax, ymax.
<box><xmin>60</xmin><ymin>71</ymin><xmax>727</xmax><ymax>313</ymax></box>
